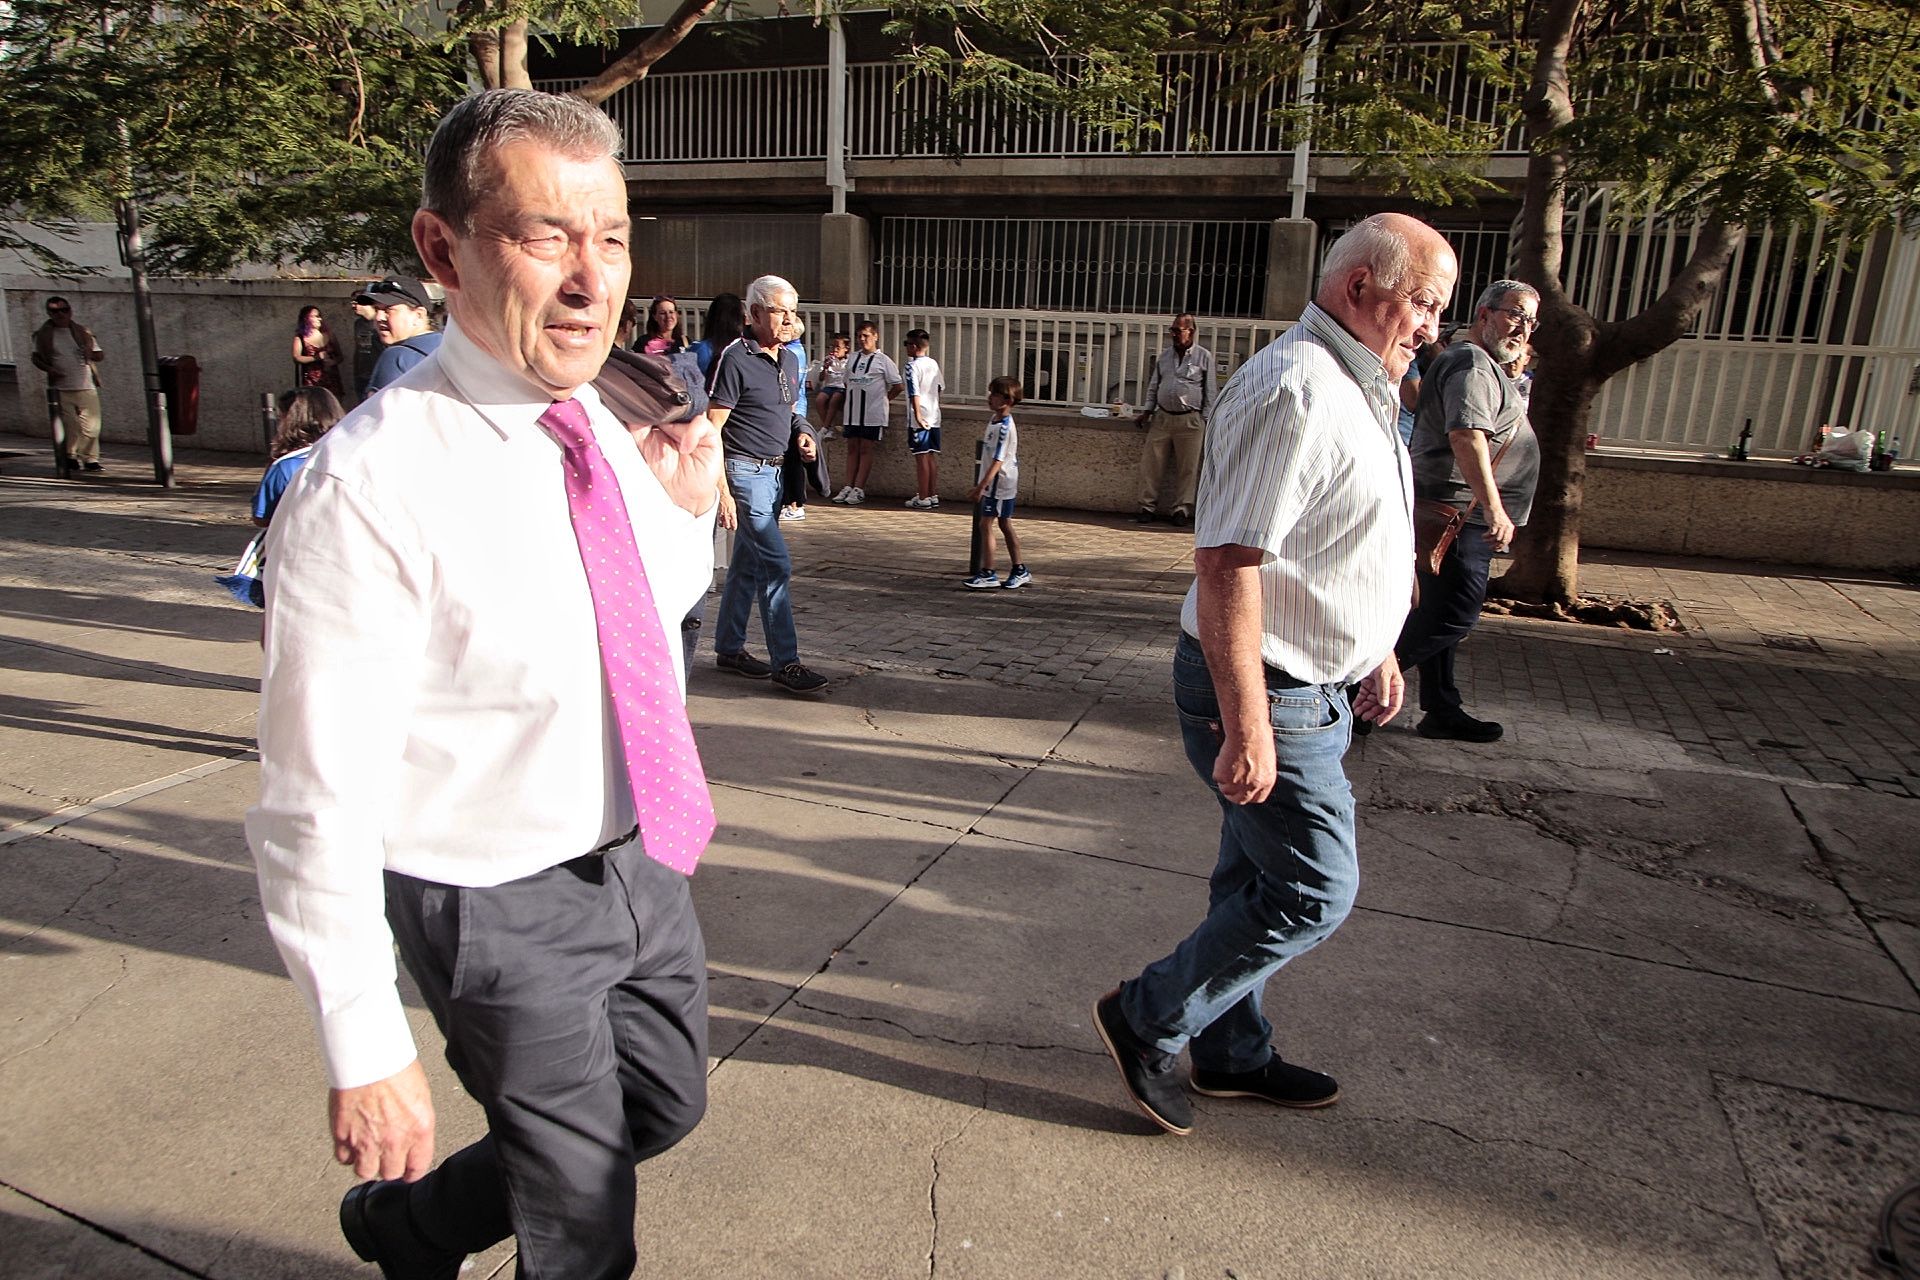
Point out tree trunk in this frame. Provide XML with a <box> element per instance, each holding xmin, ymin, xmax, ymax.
<box><xmin>499</xmin><ymin>20</ymin><xmax>531</xmax><ymax>90</ymax></box>
<box><xmin>1496</xmin><ymin>355</ymin><xmax>1598</xmax><ymax>603</ymax></box>
<box><xmin>570</xmin><ymin>0</ymin><xmax>723</xmax><ymax>106</ymax></box>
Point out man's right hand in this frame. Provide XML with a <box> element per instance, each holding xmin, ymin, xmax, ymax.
<box><xmin>329</xmin><ymin>1059</ymin><xmax>435</xmax><ymax>1182</ymax></box>
<box><xmin>1213</xmin><ymin>726</ymin><xmax>1277</xmax><ymax>806</ymax></box>
<box><xmin>1486</xmin><ymin>506</ymin><xmax>1516</xmax><ymax>552</ymax></box>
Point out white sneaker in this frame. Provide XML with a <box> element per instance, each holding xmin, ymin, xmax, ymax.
<box><xmin>779</xmin><ymin>505</ymin><xmax>806</xmax><ymax>522</ymax></box>
<box><xmin>905</xmin><ymin>495</ymin><xmax>927</xmax><ymax>508</ymax></box>
<box><xmin>964</xmin><ymin>572</ymin><xmax>1001</xmax><ymax>590</ymax></box>
<box><xmin>845</xmin><ymin>488</ymin><xmax>866</xmax><ymax>506</ymax></box>
<box><xmin>1003</xmin><ymin>566</ymin><xmax>1033</xmax><ymax>589</ymax></box>
<box><xmin>830</xmin><ymin>486</ymin><xmax>854</xmax><ymax>504</ymax></box>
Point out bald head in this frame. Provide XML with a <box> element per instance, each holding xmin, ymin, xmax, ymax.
<box><xmin>1316</xmin><ymin>213</ymin><xmax>1457</xmax><ymax>380</ymax></box>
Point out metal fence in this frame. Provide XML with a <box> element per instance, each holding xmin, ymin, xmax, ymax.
<box><xmin>540</xmin><ymin>43</ymin><xmax>1533</xmax><ymax>164</ymax></box>
<box><xmin>872</xmin><ymin>218</ymin><xmax>1271</xmax><ymax>316</ymax></box>
<box><xmin>666</xmin><ymin>293</ymin><xmax>1920</xmax><ymax>454</ymax></box>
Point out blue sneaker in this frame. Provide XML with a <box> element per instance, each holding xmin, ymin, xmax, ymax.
<box><xmin>964</xmin><ymin>571</ymin><xmax>1001</xmax><ymax>590</ymax></box>
<box><xmin>1002</xmin><ymin>566</ymin><xmax>1033</xmax><ymax>589</ymax></box>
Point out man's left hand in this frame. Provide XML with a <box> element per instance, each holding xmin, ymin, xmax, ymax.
<box><xmin>629</xmin><ymin>413</ymin><xmax>722</xmax><ymax>516</ymax></box>
<box><xmin>796</xmin><ymin>432</ymin><xmax>817</xmax><ymax>462</ymax></box>
<box><xmin>1352</xmin><ymin>652</ymin><xmax>1406</xmax><ymax>726</ymax></box>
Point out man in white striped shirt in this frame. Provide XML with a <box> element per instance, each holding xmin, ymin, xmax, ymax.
<box><xmin>1095</xmin><ymin>213</ymin><xmax>1457</xmax><ymax>1135</ymax></box>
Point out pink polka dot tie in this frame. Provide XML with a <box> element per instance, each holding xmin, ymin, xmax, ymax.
<box><xmin>541</xmin><ymin>397</ymin><xmax>715</xmax><ymax>874</ymax></box>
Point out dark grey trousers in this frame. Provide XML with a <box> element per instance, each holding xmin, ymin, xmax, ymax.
<box><xmin>384</xmin><ymin>841</ymin><xmax>708</xmax><ymax>1280</ymax></box>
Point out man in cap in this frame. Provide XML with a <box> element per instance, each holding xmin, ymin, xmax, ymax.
<box><xmin>359</xmin><ymin>275</ymin><xmax>442</xmax><ymax>396</ymax></box>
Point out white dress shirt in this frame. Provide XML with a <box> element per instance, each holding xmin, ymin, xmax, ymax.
<box><xmin>246</xmin><ymin>322</ymin><xmax>714</xmax><ymax>1089</ymax></box>
<box><xmin>1181</xmin><ymin>304</ymin><xmax>1414</xmax><ymax>687</ymax></box>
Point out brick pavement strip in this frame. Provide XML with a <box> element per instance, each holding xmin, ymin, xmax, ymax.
<box><xmin>5</xmin><ymin>436</ymin><xmax>1918</xmax><ymax>795</ymax></box>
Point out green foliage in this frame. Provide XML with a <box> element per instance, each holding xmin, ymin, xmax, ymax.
<box><xmin>0</xmin><ymin>0</ymin><xmax>464</xmax><ymax>275</ymax></box>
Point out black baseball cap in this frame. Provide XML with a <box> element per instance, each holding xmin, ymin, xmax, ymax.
<box><xmin>354</xmin><ymin>276</ymin><xmax>432</xmax><ymax>309</ymax></box>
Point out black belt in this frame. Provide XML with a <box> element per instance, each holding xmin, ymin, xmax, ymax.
<box><xmin>1157</xmin><ymin>407</ymin><xmax>1199</xmax><ymax>416</ymax></box>
<box><xmin>728</xmin><ymin>453</ymin><xmax>784</xmax><ymax>466</ymax></box>
<box><xmin>592</xmin><ymin>825</ymin><xmax>639</xmax><ymax>854</ymax></box>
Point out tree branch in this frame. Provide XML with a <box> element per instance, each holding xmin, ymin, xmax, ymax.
<box><xmin>501</xmin><ymin>19</ymin><xmax>530</xmax><ymax>90</ymax></box>
<box><xmin>1517</xmin><ymin>0</ymin><xmax>1581</xmax><ymax>310</ymax></box>
<box><xmin>570</xmin><ymin>0</ymin><xmax>725</xmax><ymax>107</ymax></box>
<box><xmin>1592</xmin><ymin>216</ymin><xmax>1744</xmax><ymax>380</ymax></box>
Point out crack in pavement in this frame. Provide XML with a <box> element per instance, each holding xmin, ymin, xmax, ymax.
<box><xmin>789</xmin><ymin>998</ymin><xmax>1104</xmax><ymax>1058</ymax></box>
<box><xmin>1347</xmin><ymin>1113</ymin><xmax>1758</xmax><ymax>1230</ymax></box>
<box><xmin>1</xmin><ymin>844</ymin><xmax>123</xmax><ymax>955</ymax></box>
<box><xmin>1783</xmin><ymin>789</ymin><xmax>1919</xmax><ymax>1004</ymax></box>
<box><xmin>1353</xmin><ymin>904</ymin><xmax>1920</xmax><ymax>1016</ymax></box>
<box><xmin>0</xmin><ymin>1177</ymin><xmax>209</xmax><ymax>1277</ymax></box>
<box><xmin>927</xmin><ymin>1047</ymin><xmax>990</xmax><ymax>1278</ymax></box>
<box><xmin>0</xmin><ymin>953</ymin><xmax>129</xmax><ymax>1069</ymax></box>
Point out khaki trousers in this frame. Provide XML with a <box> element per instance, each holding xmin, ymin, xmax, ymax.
<box><xmin>1136</xmin><ymin>408</ymin><xmax>1203</xmax><ymax>515</ymax></box>
<box><xmin>55</xmin><ymin>388</ymin><xmax>102</xmax><ymax>463</ymax></box>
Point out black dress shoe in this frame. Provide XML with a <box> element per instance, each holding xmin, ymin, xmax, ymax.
<box><xmin>1168</xmin><ymin>508</ymin><xmax>1192</xmax><ymax>527</ymax></box>
<box><xmin>340</xmin><ymin>1181</ymin><xmax>465</xmax><ymax>1280</ymax></box>
<box><xmin>1133</xmin><ymin>509</ymin><xmax>1157</xmax><ymax>524</ymax></box>
<box><xmin>1416</xmin><ymin>710</ymin><xmax>1504</xmax><ymax>743</ymax></box>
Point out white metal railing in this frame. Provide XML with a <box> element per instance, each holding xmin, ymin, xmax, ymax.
<box><xmin>540</xmin><ymin>43</ymin><xmax>1534</xmax><ymax>165</ymax></box>
<box><xmin>664</xmin><ymin>297</ymin><xmax>1919</xmax><ymax>454</ymax></box>
<box><xmin>873</xmin><ymin>217</ymin><xmax>1271</xmax><ymax>316</ymax></box>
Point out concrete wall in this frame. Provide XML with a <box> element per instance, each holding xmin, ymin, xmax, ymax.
<box><xmin>2</xmin><ymin>277</ymin><xmax>371</xmax><ymax>453</ymax></box>
<box><xmin>829</xmin><ymin>407</ymin><xmax>1920</xmax><ymax>573</ymax></box>
<box><xmin>1580</xmin><ymin>453</ymin><xmax>1920</xmax><ymax>571</ymax></box>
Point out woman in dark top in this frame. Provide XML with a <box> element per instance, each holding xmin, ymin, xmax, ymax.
<box><xmin>292</xmin><ymin>306</ymin><xmax>344</xmax><ymax>396</ymax></box>
<box><xmin>692</xmin><ymin>294</ymin><xmax>745</xmax><ymax>384</ymax></box>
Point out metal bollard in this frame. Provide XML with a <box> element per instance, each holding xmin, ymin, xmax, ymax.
<box><xmin>969</xmin><ymin>439</ymin><xmax>986</xmax><ymax>576</ymax></box>
<box><xmin>46</xmin><ymin>388</ymin><xmax>73</xmax><ymax>478</ymax></box>
<box><xmin>260</xmin><ymin>392</ymin><xmax>279</xmax><ymax>454</ymax></box>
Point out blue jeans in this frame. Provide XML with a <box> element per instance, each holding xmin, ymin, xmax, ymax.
<box><xmin>1396</xmin><ymin>523</ymin><xmax>1496</xmax><ymax>714</ymax></box>
<box><xmin>1120</xmin><ymin>633</ymin><xmax>1360</xmax><ymax>1073</ymax></box>
<box><xmin>715</xmin><ymin>458</ymin><xmax>799</xmax><ymax>669</ymax></box>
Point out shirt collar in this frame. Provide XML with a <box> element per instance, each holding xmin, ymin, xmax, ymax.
<box><xmin>435</xmin><ymin>320</ymin><xmax>613</xmax><ymax>441</ymax></box>
<box><xmin>1298</xmin><ymin>304</ymin><xmax>1391</xmax><ymax>387</ymax></box>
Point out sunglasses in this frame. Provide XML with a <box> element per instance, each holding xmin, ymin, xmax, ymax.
<box><xmin>46</xmin><ymin>304</ymin><xmax>71</xmax><ymax>314</ymax></box>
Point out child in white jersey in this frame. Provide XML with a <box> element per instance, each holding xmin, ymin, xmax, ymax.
<box><xmin>903</xmin><ymin>328</ymin><xmax>944</xmax><ymax>509</ymax></box>
<box><xmin>810</xmin><ymin>330</ymin><xmax>850</xmax><ymax>437</ymax></box>
<box><xmin>965</xmin><ymin>375</ymin><xmax>1031</xmax><ymax>589</ymax></box>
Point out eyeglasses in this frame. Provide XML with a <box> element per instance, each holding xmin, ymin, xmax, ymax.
<box><xmin>46</xmin><ymin>304</ymin><xmax>70</xmax><ymax>314</ymax></box>
<box><xmin>1489</xmin><ymin>305</ymin><xmax>1539</xmax><ymax>331</ymax></box>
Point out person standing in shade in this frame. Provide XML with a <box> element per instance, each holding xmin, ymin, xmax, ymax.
<box><xmin>1093</xmin><ymin>213</ymin><xmax>1455</xmax><ymax>1136</ymax></box>
<box><xmin>1394</xmin><ymin>280</ymin><xmax>1541</xmax><ymax>743</ymax></box>
<box><xmin>829</xmin><ymin>320</ymin><xmax>901</xmax><ymax>506</ymax></box>
<box><xmin>31</xmin><ymin>295</ymin><xmax>106</xmax><ymax>473</ymax></box>
<box><xmin>705</xmin><ymin>273</ymin><xmax>830</xmax><ymax>695</ymax></box>
<box><xmin>1134</xmin><ymin>313</ymin><xmax>1215</xmax><ymax>526</ymax></box>
<box><xmin>902</xmin><ymin>328</ymin><xmax>944</xmax><ymax>509</ymax></box>
<box><xmin>360</xmin><ymin>276</ymin><xmax>442</xmax><ymax>396</ymax></box>
<box><xmin>249</xmin><ymin>89</ymin><xmax>721</xmax><ymax>1280</ymax></box>
<box><xmin>350</xmin><ymin>297</ymin><xmax>381</xmax><ymax>403</ymax></box>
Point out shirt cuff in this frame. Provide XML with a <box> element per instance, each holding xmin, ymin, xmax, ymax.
<box><xmin>317</xmin><ymin>988</ymin><xmax>420</xmax><ymax>1090</ymax></box>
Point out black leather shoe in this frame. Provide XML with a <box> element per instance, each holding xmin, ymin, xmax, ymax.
<box><xmin>1093</xmin><ymin>988</ymin><xmax>1192</xmax><ymax>1135</ymax></box>
<box><xmin>1133</xmin><ymin>509</ymin><xmax>1157</xmax><ymax>524</ymax></box>
<box><xmin>1416</xmin><ymin>710</ymin><xmax>1504</xmax><ymax>743</ymax></box>
<box><xmin>1168</xmin><ymin>508</ymin><xmax>1191</xmax><ymax>527</ymax></box>
<box><xmin>339</xmin><ymin>1181</ymin><xmax>465</xmax><ymax>1280</ymax></box>
<box><xmin>1190</xmin><ymin>1053</ymin><xmax>1340</xmax><ymax>1108</ymax></box>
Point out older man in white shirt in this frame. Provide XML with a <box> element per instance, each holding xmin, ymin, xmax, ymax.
<box><xmin>1095</xmin><ymin>213</ymin><xmax>1456</xmax><ymax>1136</ymax></box>
<box><xmin>248</xmin><ymin>90</ymin><xmax>721</xmax><ymax>1280</ymax></box>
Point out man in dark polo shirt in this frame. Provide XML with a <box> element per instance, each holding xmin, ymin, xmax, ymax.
<box><xmin>706</xmin><ymin>274</ymin><xmax>829</xmax><ymax>694</ymax></box>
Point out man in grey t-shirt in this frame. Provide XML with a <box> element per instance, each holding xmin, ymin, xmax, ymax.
<box><xmin>1395</xmin><ymin>279</ymin><xmax>1541</xmax><ymax>743</ymax></box>
<box><xmin>30</xmin><ymin>296</ymin><xmax>107</xmax><ymax>473</ymax></box>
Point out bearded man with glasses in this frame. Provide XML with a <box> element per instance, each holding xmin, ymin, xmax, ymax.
<box><xmin>1394</xmin><ymin>279</ymin><xmax>1542</xmax><ymax>743</ymax></box>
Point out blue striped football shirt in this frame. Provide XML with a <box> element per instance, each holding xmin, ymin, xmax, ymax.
<box><xmin>1179</xmin><ymin>303</ymin><xmax>1415</xmax><ymax>686</ymax></box>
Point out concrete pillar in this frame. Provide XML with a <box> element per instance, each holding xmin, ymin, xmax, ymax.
<box><xmin>1264</xmin><ymin>218</ymin><xmax>1318</xmax><ymax>321</ymax></box>
<box><xmin>819</xmin><ymin>213</ymin><xmax>870</xmax><ymax>306</ymax></box>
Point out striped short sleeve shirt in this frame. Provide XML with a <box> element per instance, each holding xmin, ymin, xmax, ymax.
<box><xmin>1179</xmin><ymin>303</ymin><xmax>1415</xmax><ymax>687</ymax></box>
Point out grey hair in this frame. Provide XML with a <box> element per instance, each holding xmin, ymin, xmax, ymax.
<box><xmin>1319</xmin><ymin>214</ymin><xmax>1414</xmax><ymax>292</ymax></box>
<box><xmin>746</xmin><ymin>274</ymin><xmax>798</xmax><ymax>311</ymax></box>
<box><xmin>422</xmin><ymin>89</ymin><xmax>622</xmax><ymax>236</ymax></box>
<box><xmin>1476</xmin><ymin>279</ymin><xmax>1539</xmax><ymax>313</ymax></box>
